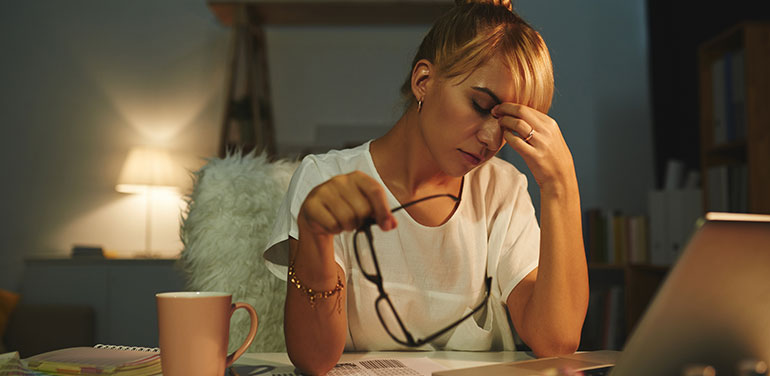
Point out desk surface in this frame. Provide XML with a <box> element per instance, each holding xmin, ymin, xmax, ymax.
<box><xmin>236</xmin><ymin>351</ymin><xmax>533</xmax><ymax>373</ymax></box>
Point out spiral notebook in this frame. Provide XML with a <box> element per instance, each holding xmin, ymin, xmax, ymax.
<box><xmin>24</xmin><ymin>344</ymin><xmax>161</xmax><ymax>376</ymax></box>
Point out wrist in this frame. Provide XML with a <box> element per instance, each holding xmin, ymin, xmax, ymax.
<box><xmin>295</xmin><ymin>216</ymin><xmax>339</xmax><ymax>285</ymax></box>
<box><xmin>298</xmin><ymin>214</ymin><xmax>333</xmax><ymax>243</ymax></box>
<box><xmin>540</xmin><ymin>176</ymin><xmax>578</xmax><ymax>200</ymax></box>
<box><xmin>288</xmin><ymin>262</ymin><xmax>344</xmax><ymax>308</ymax></box>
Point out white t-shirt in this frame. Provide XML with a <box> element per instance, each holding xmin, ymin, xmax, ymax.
<box><xmin>263</xmin><ymin>141</ymin><xmax>540</xmax><ymax>351</ymax></box>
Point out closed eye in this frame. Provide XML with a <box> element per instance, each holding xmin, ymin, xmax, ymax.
<box><xmin>471</xmin><ymin>100</ymin><xmax>493</xmax><ymax>116</ymax></box>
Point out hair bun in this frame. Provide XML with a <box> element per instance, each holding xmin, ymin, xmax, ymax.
<box><xmin>454</xmin><ymin>0</ymin><xmax>512</xmax><ymax>12</ymax></box>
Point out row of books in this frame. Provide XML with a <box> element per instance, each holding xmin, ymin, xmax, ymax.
<box><xmin>584</xmin><ymin>191</ymin><xmax>703</xmax><ymax>267</ymax></box>
<box><xmin>707</xmin><ymin>164</ymin><xmax>748</xmax><ymax>213</ymax></box>
<box><xmin>711</xmin><ymin>48</ymin><xmax>746</xmax><ymax>145</ymax></box>
<box><xmin>583</xmin><ymin>209</ymin><xmax>649</xmax><ymax>265</ymax></box>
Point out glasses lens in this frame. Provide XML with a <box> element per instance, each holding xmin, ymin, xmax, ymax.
<box><xmin>375</xmin><ymin>297</ymin><xmax>411</xmax><ymax>345</ymax></box>
<box><xmin>357</xmin><ymin>194</ymin><xmax>476</xmax><ymax>348</ymax></box>
<box><xmin>354</xmin><ymin>230</ymin><xmax>379</xmax><ymax>277</ymax></box>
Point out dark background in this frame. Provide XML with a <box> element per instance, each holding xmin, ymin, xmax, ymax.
<box><xmin>647</xmin><ymin>1</ymin><xmax>770</xmax><ymax>189</ymax></box>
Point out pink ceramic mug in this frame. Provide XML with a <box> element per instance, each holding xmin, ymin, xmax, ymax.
<box><xmin>156</xmin><ymin>292</ymin><xmax>258</xmax><ymax>376</ymax></box>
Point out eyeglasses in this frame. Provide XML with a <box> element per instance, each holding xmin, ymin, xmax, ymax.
<box><xmin>353</xmin><ymin>194</ymin><xmax>493</xmax><ymax>347</ymax></box>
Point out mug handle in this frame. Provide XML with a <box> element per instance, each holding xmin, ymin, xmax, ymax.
<box><xmin>225</xmin><ymin>302</ymin><xmax>259</xmax><ymax>368</ymax></box>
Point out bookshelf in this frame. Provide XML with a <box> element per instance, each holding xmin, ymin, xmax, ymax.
<box><xmin>580</xmin><ymin>210</ymin><xmax>670</xmax><ymax>350</ymax></box>
<box><xmin>582</xmin><ymin>23</ymin><xmax>770</xmax><ymax>350</ymax></box>
<box><xmin>581</xmin><ymin>263</ymin><xmax>668</xmax><ymax>351</ymax></box>
<box><xmin>698</xmin><ymin>22</ymin><xmax>770</xmax><ymax>214</ymax></box>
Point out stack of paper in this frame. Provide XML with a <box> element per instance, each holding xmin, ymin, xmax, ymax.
<box><xmin>24</xmin><ymin>346</ymin><xmax>161</xmax><ymax>375</ymax></box>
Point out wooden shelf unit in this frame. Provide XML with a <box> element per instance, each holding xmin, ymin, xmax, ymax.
<box><xmin>207</xmin><ymin>0</ymin><xmax>453</xmax><ymax>158</ymax></box>
<box><xmin>208</xmin><ymin>0</ymin><xmax>453</xmax><ymax>26</ymax></box>
<box><xmin>698</xmin><ymin>22</ymin><xmax>770</xmax><ymax>214</ymax></box>
<box><xmin>583</xmin><ymin>263</ymin><xmax>668</xmax><ymax>350</ymax></box>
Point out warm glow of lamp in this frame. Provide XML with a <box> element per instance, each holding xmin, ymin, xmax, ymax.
<box><xmin>116</xmin><ymin>147</ymin><xmax>186</xmax><ymax>193</ymax></box>
<box><xmin>116</xmin><ymin>147</ymin><xmax>186</xmax><ymax>255</ymax></box>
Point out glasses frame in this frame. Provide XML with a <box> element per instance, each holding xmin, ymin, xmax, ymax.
<box><xmin>353</xmin><ymin>194</ymin><xmax>493</xmax><ymax>347</ymax></box>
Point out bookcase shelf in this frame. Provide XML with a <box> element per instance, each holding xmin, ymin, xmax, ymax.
<box><xmin>699</xmin><ymin>22</ymin><xmax>770</xmax><ymax>214</ymax></box>
<box><xmin>703</xmin><ymin>141</ymin><xmax>746</xmax><ymax>166</ymax></box>
<box><xmin>581</xmin><ymin>264</ymin><xmax>668</xmax><ymax>351</ymax></box>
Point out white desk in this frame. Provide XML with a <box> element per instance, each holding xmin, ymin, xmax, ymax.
<box><xmin>235</xmin><ymin>351</ymin><xmax>533</xmax><ymax>374</ymax></box>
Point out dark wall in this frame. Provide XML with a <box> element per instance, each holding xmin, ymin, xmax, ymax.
<box><xmin>647</xmin><ymin>1</ymin><xmax>770</xmax><ymax>188</ymax></box>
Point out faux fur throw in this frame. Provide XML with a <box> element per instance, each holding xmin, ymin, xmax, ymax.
<box><xmin>178</xmin><ymin>152</ymin><xmax>298</xmax><ymax>353</ymax></box>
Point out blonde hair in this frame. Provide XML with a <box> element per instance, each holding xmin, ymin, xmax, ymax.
<box><xmin>400</xmin><ymin>2</ymin><xmax>554</xmax><ymax>113</ymax></box>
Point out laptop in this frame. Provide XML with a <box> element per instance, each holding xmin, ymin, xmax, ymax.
<box><xmin>434</xmin><ymin>212</ymin><xmax>770</xmax><ymax>376</ymax></box>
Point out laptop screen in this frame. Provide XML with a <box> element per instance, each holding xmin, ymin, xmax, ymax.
<box><xmin>610</xmin><ymin>213</ymin><xmax>770</xmax><ymax>375</ymax></box>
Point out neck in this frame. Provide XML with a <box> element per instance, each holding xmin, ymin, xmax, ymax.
<box><xmin>371</xmin><ymin>107</ymin><xmax>460</xmax><ymax>199</ymax></box>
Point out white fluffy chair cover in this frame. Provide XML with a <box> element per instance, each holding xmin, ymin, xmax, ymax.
<box><xmin>178</xmin><ymin>152</ymin><xmax>298</xmax><ymax>353</ymax></box>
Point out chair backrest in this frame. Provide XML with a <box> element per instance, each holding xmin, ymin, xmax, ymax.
<box><xmin>178</xmin><ymin>152</ymin><xmax>298</xmax><ymax>352</ymax></box>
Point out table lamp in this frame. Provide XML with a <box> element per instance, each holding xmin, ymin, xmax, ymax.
<box><xmin>115</xmin><ymin>147</ymin><xmax>185</xmax><ymax>255</ymax></box>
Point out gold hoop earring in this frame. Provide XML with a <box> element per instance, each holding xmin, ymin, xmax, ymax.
<box><xmin>418</xmin><ymin>98</ymin><xmax>424</xmax><ymax>113</ymax></box>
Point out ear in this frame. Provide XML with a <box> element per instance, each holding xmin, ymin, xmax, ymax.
<box><xmin>410</xmin><ymin>59</ymin><xmax>433</xmax><ymax>102</ymax></box>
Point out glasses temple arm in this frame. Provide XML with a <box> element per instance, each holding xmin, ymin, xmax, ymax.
<box><xmin>412</xmin><ymin>276</ymin><xmax>493</xmax><ymax>346</ymax></box>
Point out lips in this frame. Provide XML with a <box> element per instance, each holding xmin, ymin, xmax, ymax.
<box><xmin>459</xmin><ymin>149</ymin><xmax>482</xmax><ymax>166</ymax></box>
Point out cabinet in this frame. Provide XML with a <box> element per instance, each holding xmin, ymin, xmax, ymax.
<box><xmin>19</xmin><ymin>259</ymin><xmax>186</xmax><ymax>347</ymax></box>
<box><xmin>699</xmin><ymin>22</ymin><xmax>770</xmax><ymax>214</ymax></box>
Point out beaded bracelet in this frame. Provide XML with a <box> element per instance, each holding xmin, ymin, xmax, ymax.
<box><xmin>288</xmin><ymin>263</ymin><xmax>344</xmax><ymax>308</ymax></box>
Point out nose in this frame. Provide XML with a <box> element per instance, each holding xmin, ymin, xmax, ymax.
<box><xmin>476</xmin><ymin>119</ymin><xmax>503</xmax><ymax>151</ymax></box>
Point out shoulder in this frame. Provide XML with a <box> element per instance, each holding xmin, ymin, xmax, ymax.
<box><xmin>284</xmin><ymin>142</ymin><xmax>373</xmax><ymax>209</ymax></box>
<box><xmin>295</xmin><ymin>142</ymin><xmax>371</xmax><ymax>180</ymax></box>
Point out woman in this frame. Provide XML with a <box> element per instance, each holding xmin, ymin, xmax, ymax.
<box><xmin>263</xmin><ymin>1</ymin><xmax>588</xmax><ymax>374</ymax></box>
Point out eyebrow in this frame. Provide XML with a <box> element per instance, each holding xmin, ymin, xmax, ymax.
<box><xmin>471</xmin><ymin>86</ymin><xmax>502</xmax><ymax>105</ymax></box>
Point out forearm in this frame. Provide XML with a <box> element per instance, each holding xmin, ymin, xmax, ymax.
<box><xmin>284</xmin><ymin>230</ymin><xmax>347</xmax><ymax>375</ymax></box>
<box><xmin>522</xmin><ymin>180</ymin><xmax>589</xmax><ymax>356</ymax></box>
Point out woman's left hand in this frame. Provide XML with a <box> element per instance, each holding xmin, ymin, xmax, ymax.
<box><xmin>491</xmin><ymin>103</ymin><xmax>577</xmax><ymax>194</ymax></box>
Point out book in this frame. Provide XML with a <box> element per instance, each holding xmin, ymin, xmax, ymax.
<box><xmin>1</xmin><ymin>351</ymin><xmax>49</xmax><ymax>375</ymax></box>
<box><xmin>24</xmin><ymin>344</ymin><xmax>161</xmax><ymax>375</ymax></box>
<box><xmin>603</xmin><ymin>286</ymin><xmax>625</xmax><ymax>350</ymax></box>
<box><xmin>583</xmin><ymin>209</ymin><xmax>651</xmax><ymax>265</ymax></box>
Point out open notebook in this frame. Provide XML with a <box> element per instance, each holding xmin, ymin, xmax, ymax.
<box><xmin>435</xmin><ymin>212</ymin><xmax>770</xmax><ymax>375</ymax></box>
<box><xmin>24</xmin><ymin>344</ymin><xmax>161</xmax><ymax>376</ymax></box>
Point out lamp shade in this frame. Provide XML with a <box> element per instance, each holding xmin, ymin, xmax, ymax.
<box><xmin>116</xmin><ymin>147</ymin><xmax>186</xmax><ymax>193</ymax></box>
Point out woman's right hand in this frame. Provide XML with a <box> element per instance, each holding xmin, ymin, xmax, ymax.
<box><xmin>298</xmin><ymin>171</ymin><xmax>397</xmax><ymax>238</ymax></box>
<box><xmin>289</xmin><ymin>172</ymin><xmax>392</xmax><ymax>375</ymax></box>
